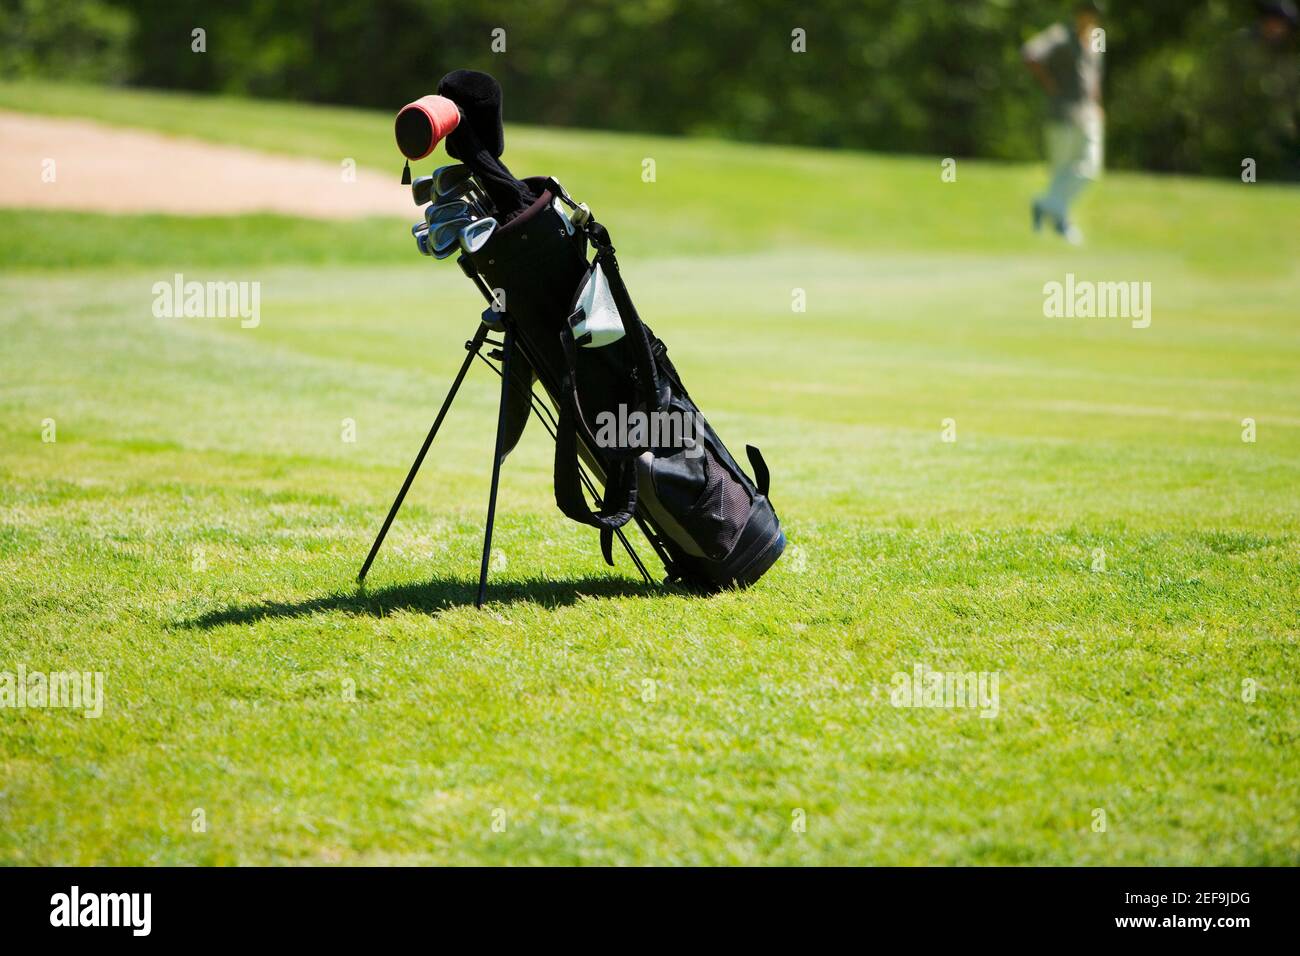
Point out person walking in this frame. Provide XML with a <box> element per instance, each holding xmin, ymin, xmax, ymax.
<box><xmin>1022</xmin><ymin>1</ymin><xmax>1106</xmax><ymax>244</ymax></box>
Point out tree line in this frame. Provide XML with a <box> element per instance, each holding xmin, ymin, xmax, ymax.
<box><xmin>3</xmin><ymin>0</ymin><xmax>1296</xmax><ymax>179</ymax></box>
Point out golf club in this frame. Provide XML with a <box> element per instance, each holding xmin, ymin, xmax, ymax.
<box><xmin>413</xmin><ymin>165</ymin><xmax>492</xmax><ymax>211</ymax></box>
<box><xmin>458</xmin><ymin>217</ymin><xmax>498</xmax><ymax>255</ymax></box>
<box><xmin>435</xmin><ymin>164</ymin><xmax>494</xmax><ymax>210</ymax></box>
<box><xmin>426</xmin><ymin>199</ymin><xmax>482</xmax><ymax>229</ymax></box>
<box><xmin>432</xmin><ymin>217</ymin><xmax>473</xmax><ymax>258</ymax></box>
<box><xmin>413</xmin><ymin>223</ymin><xmax>433</xmax><ymax>256</ymax></box>
<box><xmin>431</xmin><ymin>164</ymin><xmax>474</xmax><ymax>198</ymax></box>
<box><xmin>411</xmin><ymin>174</ymin><xmax>436</xmax><ymax>206</ymax></box>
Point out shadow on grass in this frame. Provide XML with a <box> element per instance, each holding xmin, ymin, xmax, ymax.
<box><xmin>184</xmin><ymin>574</ymin><xmax>662</xmax><ymax>629</ymax></box>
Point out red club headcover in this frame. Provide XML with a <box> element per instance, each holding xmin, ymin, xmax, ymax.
<box><xmin>395</xmin><ymin>95</ymin><xmax>461</xmax><ymax>161</ymax></box>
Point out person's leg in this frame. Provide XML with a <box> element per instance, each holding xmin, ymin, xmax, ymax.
<box><xmin>1074</xmin><ymin>105</ymin><xmax>1103</xmax><ymax>201</ymax></box>
<box><xmin>1036</xmin><ymin>121</ymin><xmax>1083</xmax><ymax>227</ymax></box>
<box><xmin>1033</xmin><ymin>125</ymin><xmax>1060</xmax><ymax>229</ymax></box>
<box><xmin>1058</xmin><ymin>108</ymin><xmax>1104</xmax><ymax>227</ymax></box>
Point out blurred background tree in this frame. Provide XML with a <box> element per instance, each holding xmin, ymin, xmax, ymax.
<box><xmin>0</xmin><ymin>0</ymin><xmax>133</xmax><ymax>83</ymax></box>
<box><xmin>2</xmin><ymin>0</ymin><xmax>1295</xmax><ymax>179</ymax></box>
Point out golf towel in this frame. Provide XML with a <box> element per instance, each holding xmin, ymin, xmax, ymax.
<box><xmin>570</xmin><ymin>263</ymin><xmax>627</xmax><ymax>349</ymax></box>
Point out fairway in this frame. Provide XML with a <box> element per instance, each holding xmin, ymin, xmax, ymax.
<box><xmin>1</xmin><ymin>84</ymin><xmax>1297</xmax><ymax>865</ymax></box>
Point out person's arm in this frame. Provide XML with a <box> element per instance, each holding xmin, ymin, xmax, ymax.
<box><xmin>1023</xmin><ymin>55</ymin><xmax>1059</xmax><ymax>96</ymax></box>
<box><xmin>1021</xmin><ymin>25</ymin><xmax>1063</xmax><ymax>96</ymax></box>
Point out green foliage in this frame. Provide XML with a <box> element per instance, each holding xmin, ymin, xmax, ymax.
<box><xmin>5</xmin><ymin>1</ymin><xmax>1296</xmax><ymax>178</ymax></box>
<box><xmin>0</xmin><ymin>0</ymin><xmax>133</xmax><ymax>82</ymax></box>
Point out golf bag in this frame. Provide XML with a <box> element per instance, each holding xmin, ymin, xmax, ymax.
<box><xmin>466</xmin><ymin>178</ymin><xmax>785</xmax><ymax>591</ymax></box>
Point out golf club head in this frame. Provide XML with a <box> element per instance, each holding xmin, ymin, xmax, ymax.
<box><xmin>426</xmin><ymin>199</ymin><xmax>481</xmax><ymax>229</ymax></box>
<box><xmin>458</xmin><ymin>217</ymin><xmax>498</xmax><ymax>256</ymax></box>
<box><xmin>432</xmin><ymin>164</ymin><xmax>494</xmax><ymax>213</ymax></box>
<box><xmin>411</xmin><ymin>175</ymin><xmax>435</xmax><ymax>206</ymax></box>
<box><xmin>432</xmin><ymin>218</ymin><xmax>472</xmax><ymax>258</ymax></box>
<box><xmin>431</xmin><ymin>164</ymin><xmax>474</xmax><ymax>199</ymax></box>
<box><xmin>411</xmin><ymin>221</ymin><xmax>433</xmax><ymax>255</ymax></box>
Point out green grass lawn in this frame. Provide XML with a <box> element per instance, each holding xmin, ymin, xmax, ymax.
<box><xmin>1</xmin><ymin>83</ymin><xmax>1297</xmax><ymax>865</ymax></box>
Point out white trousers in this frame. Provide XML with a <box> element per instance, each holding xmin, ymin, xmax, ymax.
<box><xmin>1039</xmin><ymin>106</ymin><xmax>1104</xmax><ymax>223</ymax></box>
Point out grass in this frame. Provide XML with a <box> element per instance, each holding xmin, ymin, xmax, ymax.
<box><xmin>0</xmin><ymin>83</ymin><xmax>1297</xmax><ymax>865</ymax></box>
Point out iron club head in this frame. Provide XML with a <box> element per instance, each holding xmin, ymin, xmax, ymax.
<box><xmin>431</xmin><ymin>163</ymin><xmax>493</xmax><ymax>213</ymax></box>
<box><xmin>411</xmin><ymin>221</ymin><xmax>435</xmax><ymax>255</ymax></box>
<box><xmin>426</xmin><ymin>199</ymin><xmax>482</xmax><ymax>229</ymax></box>
<box><xmin>431</xmin><ymin>217</ymin><xmax>473</xmax><ymax>258</ymax></box>
<box><xmin>411</xmin><ymin>175</ymin><xmax>435</xmax><ymax>207</ymax></box>
<box><xmin>458</xmin><ymin>217</ymin><xmax>498</xmax><ymax>256</ymax></box>
<box><xmin>431</xmin><ymin>164</ymin><xmax>474</xmax><ymax>199</ymax></box>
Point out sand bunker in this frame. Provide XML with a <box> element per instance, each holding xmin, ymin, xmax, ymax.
<box><xmin>0</xmin><ymin>110</ymin><xmax>414</xmax><ymax>219</ymax></box>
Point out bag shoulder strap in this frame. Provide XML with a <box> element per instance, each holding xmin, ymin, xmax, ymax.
<box><xmin>553</xmin><ymin>316</ymin><xmax>637</xmax><ymax>530</ymax></box>
<box><xmin>553</xmin><ymin>405</ymin><xmax>638</xmax><ymax>531</ymax></box>
<box><xmin>584</xmin><ymin>220</ymin><xmax>667</xmax><ymax>412</ymax></box>
<box><xmin>549</xmin><ymin>216</ymin><xmax>664</xmax><ymax>535</ymax></box>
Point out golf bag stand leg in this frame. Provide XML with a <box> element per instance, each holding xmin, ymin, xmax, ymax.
<box><xmin>357</xmin><ymin>322</ymin><xmax>491</xmax><ymax>584</ymax></box>
<box><xmin>476</xmin><ymin>324</ymin><xmax>515</xmax><ymax>608</ymax></box>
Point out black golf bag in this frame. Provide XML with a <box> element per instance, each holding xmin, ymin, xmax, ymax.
<box><xmin>466</xmin><ymin>178</ymin><xmax>785</xmax><ymax>591</ymax></box>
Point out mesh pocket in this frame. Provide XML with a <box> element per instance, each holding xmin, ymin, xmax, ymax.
<box><xmin>704</xmin><ymin>452</ymin><xmax>753</xmax><ymax>533</ymax></box>
<box><xmin>650</xmin><ymin>446</ymin><xmax>752</xmax><ymax>560</ymax></box>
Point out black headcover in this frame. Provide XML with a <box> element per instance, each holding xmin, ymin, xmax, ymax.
<box><xmin>438</xmin><ymin>69</ymin><xmax>505</xmax><ymax>159</ymax></box>
<box><xmin>437</xmin><ymin>69</ymin><xmax>536</xmax><ymax>217</ymax></box>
